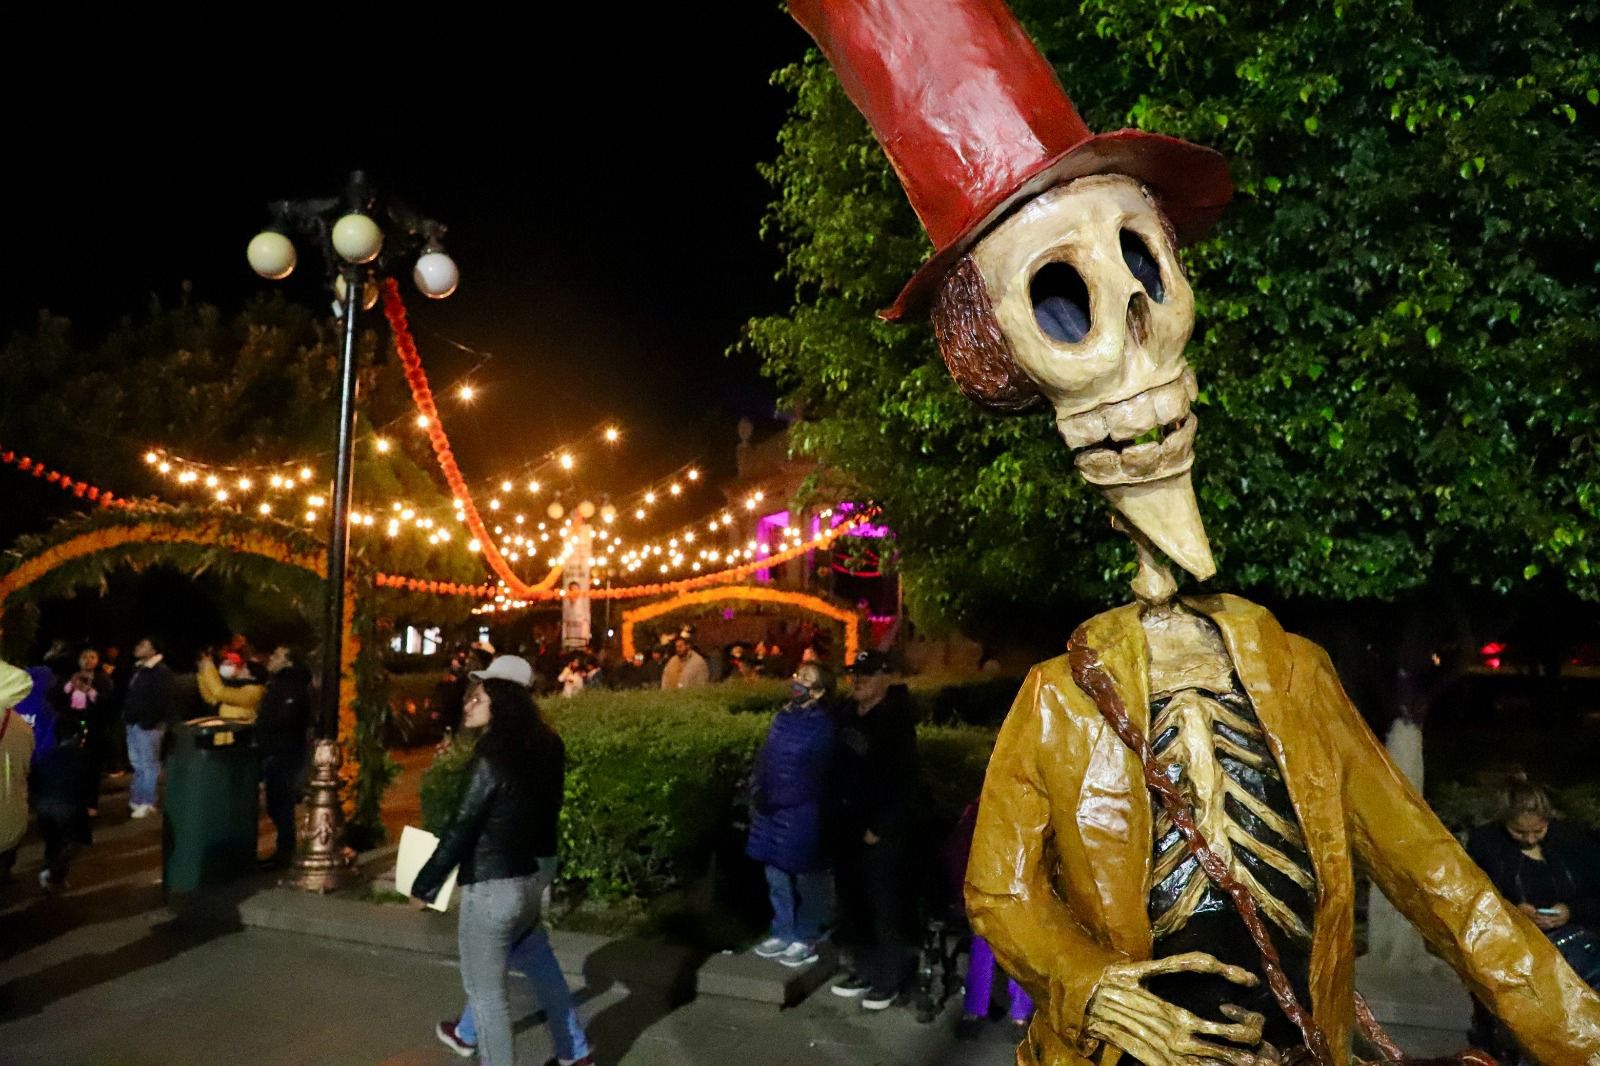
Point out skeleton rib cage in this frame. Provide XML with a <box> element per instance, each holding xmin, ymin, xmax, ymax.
<box><xmin>1146</xmin><ymin>686</ymin><xmax>1318</xmax><ymax>945</ymax></box>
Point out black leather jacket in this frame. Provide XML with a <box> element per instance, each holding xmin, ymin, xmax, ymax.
<box><xmin>412</xmin><ymin>739</ymin><xmax>564</xmax><ymax>903</ymax></box>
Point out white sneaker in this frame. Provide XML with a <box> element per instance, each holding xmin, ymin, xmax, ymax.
<box><xmin>38</xmin><ymin>869</ymin><xmax>51</xmax><ymax>889</ymax></box>
<box><xmin>753</xmin><ymin>936</ymin><xmax>789</xmax><ymax>958</ymax></box>
<box><xmin>861</xmin><ymin>988</ymin><xmax>897</xmax><ymax>1011</ymax></box>
<box><xmin>777</xmin><ymin>941</ymin><xmax>819</xmax><ymax>968</ymax></box>
<box><xmin>130</xmin><ymin>804</ymin><xmax>154</xmax><ymax>819</ymax></box>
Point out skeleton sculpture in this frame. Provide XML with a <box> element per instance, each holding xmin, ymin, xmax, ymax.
<box><xmin>790</xmin><ymin>1</ymin><xmax>1600</xmax><ymax>1064</ymax></box>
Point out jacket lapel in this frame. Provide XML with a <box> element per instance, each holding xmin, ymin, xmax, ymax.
<box><xmin>1071</xmin><ymin>603</ymin><xmax>1155</xmax><ymax>956</ymax></box>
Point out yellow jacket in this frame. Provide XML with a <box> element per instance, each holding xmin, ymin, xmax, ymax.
<box><xmin>197</xmin><ymin>659</ymin><xmax>264</xmax><ymax>723</ymax></box>
<box><xmin>967</xmin><ymin>594</ymin><xmax>1600</xmax><ymax>1066</ymax></box>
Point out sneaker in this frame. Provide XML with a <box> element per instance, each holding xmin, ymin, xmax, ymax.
<box><xmin>777</xmin><ymin>941</ymin><xmax>819</xmax><ymax>968</ymax></box>
<box><xmin>752</xmin><ymin>936</ymin><xmax>789</xmax><ymax>958</ymax></box>
<box><xmin>130</xmin><ymin>804</ymin><xmax>154</xmax><ymax>819</ymax></box>
<box><xmin>38</xmin><ymin>869</ymin><xmax>51</xmax><ymax>890</ymax></box>
<box><xmin>435</xmin><ymin>1019</ymin><xmax>475</xmax><ymax>1057</ymax></box>
<box><xmin>831</xmin><ymin>973</ymin><xmax>871</xmax><ymax>998</ymax></box>
<box><xmin>861</xmin><ymin>987</ymin><xmax>898</xmax><ymax>1011</ymax></box>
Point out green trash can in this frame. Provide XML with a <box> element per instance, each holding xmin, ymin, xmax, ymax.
<box><xmin>163</xmin><ymin>717</ymin><xmax>260</xmax><ymax>892</ymax></box>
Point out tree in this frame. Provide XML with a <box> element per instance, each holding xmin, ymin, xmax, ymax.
<box><xmin>0</xmin><ymin>293</ymin><xmax>481</xmax><ymax>596</ymax></box>
<box><xmin>747</xmin><ymin>0</ymin><xmax>1600</xmax><ymax>721</ymax></box>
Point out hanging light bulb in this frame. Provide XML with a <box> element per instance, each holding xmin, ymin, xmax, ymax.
<box><xmin>416</xmin><ymin>415</ymin><xmax>431</xmax><ymax>429</ymax></box>
<box><xmin>375</xmin><ymin>437</ymin><xmax>391</xmax><ymax>454</ymax></box>
<box><xmin>460</xmin><ymin>385</ymin><xmax>476</xmax><ymax>402</ymax></box>
<box><xmin>559</xmin><ymin>453</ymin><xmax>574</xmax><ymax>470</ymax></box>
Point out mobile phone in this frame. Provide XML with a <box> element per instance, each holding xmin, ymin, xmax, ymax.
<box><xmin>1536</xmin><ymin>906</ymin><xmax>1562</xmax><ymax>916</ymax></box>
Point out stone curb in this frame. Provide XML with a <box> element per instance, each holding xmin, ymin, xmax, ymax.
<box><xmin>206</xmin><ymin>865</ymin><xmax>836</xmax><ymax>1008</ymax></box>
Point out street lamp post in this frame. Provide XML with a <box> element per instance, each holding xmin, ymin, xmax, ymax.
<box><xmin>248</xmin><ymin>171</ymin><xmax>458</xmax><ymax>891</ymax></box>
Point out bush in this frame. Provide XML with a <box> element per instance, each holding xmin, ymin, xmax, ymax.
<box><xmin>418</xmin><ymin>680</ymin><xmax>999</xmax><ymax>902</ymax></box>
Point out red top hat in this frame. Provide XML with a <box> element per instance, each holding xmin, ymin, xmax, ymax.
<box><xmin>790</xmin><ymin>0</ymin><xmax>1233</xmax><ymax>321</ymax></box>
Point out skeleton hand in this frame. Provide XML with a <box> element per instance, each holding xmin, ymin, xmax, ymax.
<box><xmin>1084</xmin><ymin>951</ymin><xmax>1266</xmax><ymax>1066</ymax></box>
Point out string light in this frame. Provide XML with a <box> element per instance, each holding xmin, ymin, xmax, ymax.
<box><xmin>375</xmin><ymin>438</ymin><xmax>391</xmax><ymax>454</ymax></box>
<box><xmin>559</xmin><ymin>453</ymin><xmax>574</xmax><ymax>470</ymax></box>
<box><xmin>604</xmin><ymin>427</ymin><xmax>620</xmax><ymax>442</ymax></box>
<box><xmin>416</xmin><ymin>415</ymin><xmax>431</xmax><ymax>429</ymax></box>
<box><xmin>458</xmin><ymin>385</ymin><xmax>475</xmax><ymax>401</ymax></box>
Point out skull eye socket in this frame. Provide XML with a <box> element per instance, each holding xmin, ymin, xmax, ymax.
<box><xmin>1121</xmin><ymin>230</ymin><xmax>1165</xmax><ymax>303</ymax></box>
<box><xmin>1030</xmin><ymin>261</ymin><xmax>1091</xmax><ymax>344</ymax></box>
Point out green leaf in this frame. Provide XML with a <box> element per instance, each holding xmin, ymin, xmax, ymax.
<box><xmin>1303</xmin><ymin>116</ymin><xmax>1320</xmax><ymax>134</ymax></box>
<box><xmin>1426</xmin><ymin>325</ymin><xmax>1443</xmax><ymax>348</ymax></box>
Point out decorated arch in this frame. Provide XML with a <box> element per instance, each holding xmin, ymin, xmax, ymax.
<box><xmin>620</xmin><ymin>586</ymin><xmax>865</xmax><ymax>664</ymax></box>
<box><xmin>0</xmin><ymin>505</ymin><xmax>394</xmax><ymax>843</ymax></box>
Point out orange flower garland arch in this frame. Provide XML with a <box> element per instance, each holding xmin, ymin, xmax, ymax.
<box><xmin>620</xmin><ymin>586</ymin><xmax>864</xmax><ymax>664</ymax></box>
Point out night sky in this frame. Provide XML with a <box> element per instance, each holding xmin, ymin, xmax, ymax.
<box><xmin>6</xmin><ymin>5</ymin><xmax>814</xmax><ymax>501</ymax></box>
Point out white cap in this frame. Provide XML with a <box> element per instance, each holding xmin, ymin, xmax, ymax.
<box><xmin>469</xmin><ymin>655</ymin><xmax>534</xmax><ymax>689</ymax></box>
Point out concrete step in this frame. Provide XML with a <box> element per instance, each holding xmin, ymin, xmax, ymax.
<box><xmin>216</xmin><ymin>879</ymin><xmax>837</xmax><ymax>1007</ymax></box>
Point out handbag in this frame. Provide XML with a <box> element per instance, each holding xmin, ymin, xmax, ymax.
<box><xmin>1067</xmin><ymin>635</ymin><xmax>1495</xmax><ymax>1066</ymax></box>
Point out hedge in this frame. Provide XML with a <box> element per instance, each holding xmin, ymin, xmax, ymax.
<box><xmin>420</xmin><ymin>680</ymin><xmax>1002</xmax><ymax>901</ymax></box>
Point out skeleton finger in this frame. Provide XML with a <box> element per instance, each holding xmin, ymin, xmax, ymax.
<box><xmin>1189</xmin><ymin>1005</ymin><xmax>1266</xmax><ymax>1046</ymax></box>
<box><xmin>1094</xmin><ymin>1021</ymin><xmax>1175</xmax><ymax>1066</ymax></box>
<box><xmin>1133</xmin><ymin>951</ymin><xmax>1259</xmax><ymax>988</ymax></box>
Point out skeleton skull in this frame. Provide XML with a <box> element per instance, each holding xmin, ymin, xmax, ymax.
<box><xmin>963</xmin><ymin>174</ymin><xmax>1215</xmax><ymax>582</ymax></box>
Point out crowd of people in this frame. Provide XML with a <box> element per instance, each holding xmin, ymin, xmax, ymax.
<box><xmin>0</xmin><ymin>633</ymin><xmax>316</xmax><ymax>890</ymax></box>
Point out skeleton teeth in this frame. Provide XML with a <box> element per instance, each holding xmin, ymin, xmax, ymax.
<box><xmin>1153</xmin><ymin>379</ymin><xmax>1187</xmax><ymax>424</ymax></box>
<box><xmin>1119</xmin><ymin>439</ymin><xmax>1162</xmax><ymax>478</ymax></box>
<box><xmin>1059</xmin><ymin>409</ymin><xmax>1108</xmax><ymax>449</ymax></box>
<box><xmin>1073</xmin><ymin>446</ymin><xmax>1121</xmax><ymax>483</ymax></box>
<box><xmin>1106</xmin><ymin>392</ymin><xmax>1155</xmax><ymax>441</ymax></box>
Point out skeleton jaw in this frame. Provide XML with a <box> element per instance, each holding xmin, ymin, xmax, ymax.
<box><xmin>1052</xmin><ymin>367</ymin><xmax>1216</xmax><ymax>583</ymax></box>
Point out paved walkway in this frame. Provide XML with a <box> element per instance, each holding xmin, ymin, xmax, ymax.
<box><xmin>0</xmin><ymin>762</ymin><xmax>1021</xmax><ymax>1066</ymax></box>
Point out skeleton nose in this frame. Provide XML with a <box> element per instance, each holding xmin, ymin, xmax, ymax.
<box><xmin>1126</xmin><ymin>291</ymin><xmax>1151</xmax><ymax>349</ymax></box>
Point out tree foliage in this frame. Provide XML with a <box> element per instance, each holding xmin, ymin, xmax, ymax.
<box><xmin>748</xmin><ymin>0</ymin><xmax>1600</xmax><ymax>635</ymax></box>
<box><xmin>0</xmin><ymin>294</ymin><xmax>477</xmax><ymax>585</ymax></box>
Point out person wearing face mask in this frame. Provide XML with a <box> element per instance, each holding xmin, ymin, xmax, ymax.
<box><xmin>415</xmin><ymin>656</ymin><xmax>593</xmax><ymax>1066</ymax></box>
<box><xmin>745</xmin><ymin>662</ymin><xmax>839</xmax><ymax>969</ymax></box>
<box><xmin>196</xmin><ymin>647</ymin><xmax>265</xmax><ymax>723</ymax></box>
<box><xmin>829</xmin><ymin>650</ymin><xmax>921</xmax><ymax>1011</ymax></box>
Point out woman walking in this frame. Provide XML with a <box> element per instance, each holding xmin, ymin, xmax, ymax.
<box><xmin>411</xmin><ymin>657</ymin><xmax>592</xmax><ymax>1066</ymax></box>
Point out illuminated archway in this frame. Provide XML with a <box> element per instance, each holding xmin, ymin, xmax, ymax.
<box><xmin>620</xmin><ymin>586</ymin><xmax>864</xmax><ymax>664</ymax></box>
<box><xmin>0</xmin><ymin>508</ymin><xmax>389</xmax><ymax>838</ymax></box>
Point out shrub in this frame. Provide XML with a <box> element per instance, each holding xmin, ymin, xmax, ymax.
<box><xmin>417</xmin><ymin>681</ymin><xmax>999</xmax><ymax>902</ymax></box>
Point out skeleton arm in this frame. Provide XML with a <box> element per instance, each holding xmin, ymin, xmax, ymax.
<box><xmin>1318</xmin><ymin>648</ymin><xmax>1600</xmax><ymax>1066</ymax></box>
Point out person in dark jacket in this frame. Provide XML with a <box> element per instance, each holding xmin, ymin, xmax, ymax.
<box><xmin>746</xmin><ymin>661</ymin><xmax>838</xmax><ymax>969</ymax></box>
<box><xmin>1467</xmin><ymin>782</ymin><xmax>1600</xmax><ymax>989</ymax></box>
<box><xmin>1466</xmin><ymin>781</ymin><xmax>1600</xmax><ymax>1060</ymax></box>
<box><xmin>828</xmin><ymin>650</ymin><xmax>921</xmax><ymax>1009</ymax></box>
<box><xmin>120</xmin><ymin>637</ymin><xmax>175</xmax><ymax>819</ymax></box>
<box><xmin>56</xmin><ymin>648</ymin><xmax>112</xmax><ymax>817</ymax></box>
<box><xmin>256</xmin><ymin>645</ymin><xmax>313</xmax><ymax>869</ymax></box>
<box><xmin>412</xmin><ymin>657</ymin><xmax>591</xmax><ymax>1066</ymax></box>
<box><xmin>32</xmin><ymin>711</ymin><xmax>89</xmax><ymax>891</ymax></box>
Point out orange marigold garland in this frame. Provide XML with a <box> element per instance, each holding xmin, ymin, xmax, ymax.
<box><xmin>381</xmin><ymin>279</ymin><xmax>561</xmax><ymax>600</ymax></box>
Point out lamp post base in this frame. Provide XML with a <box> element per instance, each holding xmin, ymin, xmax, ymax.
<box><xmin>288</xmin><ymin>737</ymin><xmax>357</xmax><ymax>893</ymax></box>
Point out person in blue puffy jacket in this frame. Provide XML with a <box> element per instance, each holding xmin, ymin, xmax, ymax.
<box><xmin>746</xmin><ymin>661</ymin><xmax>837</xmax><ymax>968</ymax></box>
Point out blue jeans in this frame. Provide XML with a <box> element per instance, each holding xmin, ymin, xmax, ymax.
<box><xmin>457</xmin><ymin>858</ymin><xmax>589</xmax><ymax>1063</ymax></box>
<box><xmin>765</xmin><ymin>864</ymin><xmax>831</xmax><ymax>945</ymax></box>
<box><xmin>126</xmin><ymin>724</ymin><xmax>165</xmax><ymax>808</ymax></box>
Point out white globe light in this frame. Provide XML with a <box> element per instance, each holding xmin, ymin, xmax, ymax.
<box><xmin>331</xmin><ymin>213</ymin><xmax>383</xmax><ymax>264</ymax></box>
<box><xmin>247</xmin><ymin>231</ymin><xmax>296</xmax><ymax>280</ymax></box>
<box><xmin>578</xmin><ymin>500</ymin><xmax>597</xmax><ymax>519</ymax></box>
<box><xmin>547</xmin><ymin>502</ymin><xmax>565</xmax><ymax>520</ymax></box>
<box><xmin>600</xmin><ymin>504</ymin><xmax>618</xmax><ymax>523</ymax></box>
<box><xmin>333</xmin><ymin>274</ymin><xmax>380</xmax><ymax>311</ymax></box>
<box><xmin>413</xmin><ymin>252</ymin><xmax>459</xmax><ymax>299</ymax></box>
